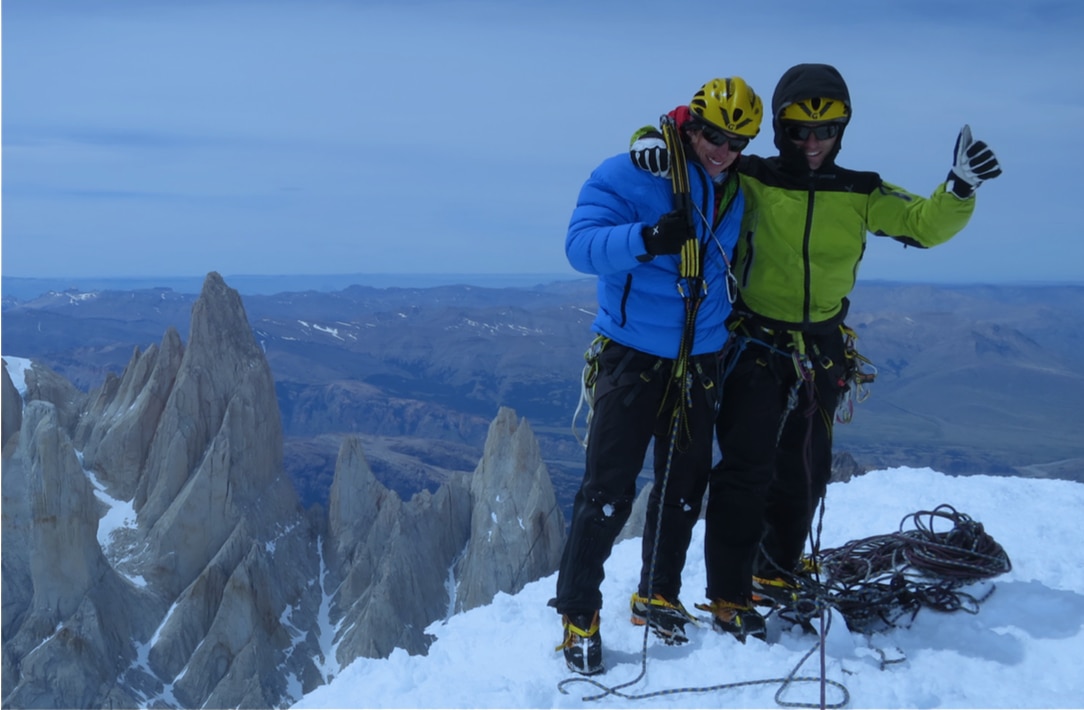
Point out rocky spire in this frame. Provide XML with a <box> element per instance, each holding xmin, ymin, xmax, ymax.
<box><xmin>74</xmin><ymin>328</ymin><xmax>184</xmax><ymax>501</ymax></box>
<box><xmin>325</xmin><ymin>435</ymin><xmax>473</xmax><ymax>664</ymax></box>
<box><xmin>322</xmin><ymin>408</ymin><xmax>565</xmax><ymax>670</ymax></box>
<box><xmin>124</xmin><ymin>273</ymin><xmax>317</xmax><ymax>706</ymax></box>
<box><xmin>2</xmin><ymin>400</ymin><xmax>155</xmax><ymax>709</ymax></box>
<box><xmin>134</xmin><ymin>272</ymin><xmax>297</xmax><ymax>594</ymax></box>
<box><xmin>326</xmin><ymin>435</ymin><xmax>393</xmax><ymax>577</ymax></box>
<box><xmin>453</xmin><ymin>406</ymin><xmax>565</xmax><ymax>612</ymax></box>
<box><xmin>17</xmin><ymin>358</ymin><xmax>86</xmax><ymax>436</ymax></box>
<box><xmin>2</xmin><ymin>272</ymin><xmax>319</xmax><ymax>709</ymax></box>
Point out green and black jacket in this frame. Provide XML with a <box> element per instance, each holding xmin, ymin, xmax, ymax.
<box><xmin>734</xmin><ymin>62</ymin><xmax>976</xmax><ymax>332</ymax></box>
<box><xmin>733</xmin><ymin>154</ymin><xmax>974</xmax><ymax>332</ymax></box>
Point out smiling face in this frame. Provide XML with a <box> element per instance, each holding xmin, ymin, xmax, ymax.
<box><xmin>791</xmin><ymin>130</ymin><xmax>838</xmax><ymax>171</ymax></box>
<box><xmin>688</xmin><ymin>126</ymin><xmax>742</xmax><ymax>178</ymax></box>
<box><xmin>780</xmin><ymin>121</ymin><xmax>844</xmax><ymax>171</ymax></box>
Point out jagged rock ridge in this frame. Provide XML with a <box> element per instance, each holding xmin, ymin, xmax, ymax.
<box><xmin>2</xmin><ymin>272</ymin><xmax>566</xmax><ymax>709</ymax></box>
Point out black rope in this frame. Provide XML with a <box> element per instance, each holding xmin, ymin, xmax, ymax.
<box><xmin>558</xmin><ymin>596</ymin><xmax>849</xmax><ymax>708</ymax></box>
<box><xmin>789</xmin><ymin>504</ymin><xmax>1012</xmax><ymax>634</ymax></box>
<box><xmin>559</xmin><ymin>642</ymin><xmax>850</xmax><ymax>709</ymax></box>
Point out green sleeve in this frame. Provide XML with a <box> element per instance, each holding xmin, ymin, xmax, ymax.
<box><xmin>867</xmin><ymin>181</ymin><xmax>976</xmax><ymax>248</ymax></box>
<box><xmin>630</xmin><ymin>124</ymin><xmax>662</xmax><ymax>147</ymax></box>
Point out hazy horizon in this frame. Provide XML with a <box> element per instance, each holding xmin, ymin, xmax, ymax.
<box><xmin>5</xmin><ymin>272</ymin><xmax>1083</xmax><ymax>303</ymax></box>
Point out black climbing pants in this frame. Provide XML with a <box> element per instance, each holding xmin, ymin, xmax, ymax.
<box><xmin>555</xmin><ymin>342</ymin><xmax>717</xmax><ymax>615</ymax></box>
<box><xmin>704</xmin><ymin>323</ymin><xmax>848</xmax><ymax>603</ymax></box>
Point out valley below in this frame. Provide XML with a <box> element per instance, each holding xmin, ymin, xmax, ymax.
<box><xmin>5</xmin><ymin>276</ymin><xmax>1082</xmax><ymax>519</ymax></box>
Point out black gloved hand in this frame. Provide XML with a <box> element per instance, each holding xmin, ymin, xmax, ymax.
<box><xmin>641</xmin><ymin>209</ymin><xmax>688</xmax><ymax>256</ymax></box>
<box><xmin>948</xmin><ymin>124</ymin><xmax>1002</xmax><ymax>198</ymax></box>
<box><xmin>630</xmin><ymin>132</ymin><xmax>670</xmax><ymax>178</ymax></box>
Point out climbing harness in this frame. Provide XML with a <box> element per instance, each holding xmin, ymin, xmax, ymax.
<box><xmin>721</xmin><ymin>318</ymin><xmax>877</xmax><ymax>435</ymax></box>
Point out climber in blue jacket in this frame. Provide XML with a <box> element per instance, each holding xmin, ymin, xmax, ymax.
<box><xmin>553</xmin><ymin>77</ymin><xmax>764</xmax><ymax>675</ymax></box>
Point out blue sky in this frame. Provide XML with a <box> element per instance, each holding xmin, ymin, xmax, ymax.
<box><xmin>3</xmin><ymin>0</ymin><xmax>1083</xmax><ymax>282</ymax></box>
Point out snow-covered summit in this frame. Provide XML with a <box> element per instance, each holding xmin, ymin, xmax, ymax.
<box><xmin>293</xmin><ymin>467</ymin><xmax>1084</xmax><ymax>709</ymax></box>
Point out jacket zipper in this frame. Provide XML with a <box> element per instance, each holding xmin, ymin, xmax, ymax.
<box><xmin>802</xmin><ymin>178</ymin><xmax>816</xmax><ymax>325</ymax></box>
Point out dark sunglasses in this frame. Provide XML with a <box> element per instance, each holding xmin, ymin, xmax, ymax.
<box><xmin>694</xmin><ymin>121</ymin><xmax>750</xmax><ymax>152</ymax></box>
<box><xmin>782</xmin><ymin>122</ymin><xmax>843</xmax><ymax>142</ymax></box>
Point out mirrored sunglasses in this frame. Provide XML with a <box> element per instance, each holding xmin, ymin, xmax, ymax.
<box><xmin>695</xmin><ymin>122</ymin><xmax>750</xmax><ymax>152</ymax></box>
<box><xmin>782</xmin><ymin>122</ymin><xmax>843</xmax><ymax>142</ymax></box>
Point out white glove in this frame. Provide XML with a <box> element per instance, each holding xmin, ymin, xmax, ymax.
<box><xmin>949</xmin><ymin>124</ymin><xmax>1002</xmax><ymax>198</ymax></box>
<box><xmin>630</xmin><ymin>135</ymin><xmax>670</xmax><ymax>178</ymax></box>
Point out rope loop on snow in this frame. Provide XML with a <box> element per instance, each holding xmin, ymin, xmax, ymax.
<box><xmin>556</xmin><ymin>503</ymin><xmax>1010</xmax><ymax>708</ymax></box>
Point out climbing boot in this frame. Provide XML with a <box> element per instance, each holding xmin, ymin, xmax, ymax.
<box><xmin>629</xmin><ymin>593</ymin><xmax>696</xmax><ymax>645</ymax></box>
<box><xmin>697</xmin><ymin>599</ymin><xmax>767</xmax><ymax>643</ymax></box>
<box><xmin>751</xmin><ymin>574</ymin><xmax>801</xmax><ymax>608</ymax></box>
<box><xmin>557</xmin><ymin>611</ymin><xmax>603</xmax><ymax>675</ymax></box>
<box><xmin>753</xmin><ymin>556</ymin><xmax>819</xmax><ymax>607</ymax></box>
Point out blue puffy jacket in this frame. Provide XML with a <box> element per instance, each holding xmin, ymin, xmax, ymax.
<box><xmin>565</xmin><ymin>153</ymin><xmax>744</xmax><ymax>359</ymax></box>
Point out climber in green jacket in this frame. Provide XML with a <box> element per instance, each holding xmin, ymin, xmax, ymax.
<box><xmin>629</xmin><ymin>62</ymin><xmax>1002</xmax><ymax>640</ymax></box>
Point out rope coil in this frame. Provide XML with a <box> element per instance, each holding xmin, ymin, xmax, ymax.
<box><xmin>802</xmin><ymin>504</ymin><xmax>1012</xmax><ymax>633</ymax></box>
<box><xmin>558</xmin><ymin>503</ymin><xmax>1010</xmax><ymax>707</ymax></box>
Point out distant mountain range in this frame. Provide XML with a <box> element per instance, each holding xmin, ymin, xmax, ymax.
<box><xmin>1</xmin><ymin>273</ymin><xmax>584</xmax><ymax>300</ymax></box>
<box><xmin>4</xmin><ymin>276</ymin><xmax>1083</xmax><ymax>518</ymax></box>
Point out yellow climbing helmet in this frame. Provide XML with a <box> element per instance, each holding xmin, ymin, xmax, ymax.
<box><xmin>778</xmin><ymin>97</ymin><xmax>850</xmax><ymax>123</ymax></box>
<box><xmin>689</xmin><ymin>77</ymin><xmax>764</xmax><ymax>138</ymax></box>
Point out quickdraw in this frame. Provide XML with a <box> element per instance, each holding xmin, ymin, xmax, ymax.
<box><xmin>778</xmin><ymin>332</ymin><xmax>815</xmax><ymax>446</ymax></box>
<box><xmin>835</xmin><ymin>325</ymin><xmax>877</xmax><ymax>424</ymax></box>
<box><xmin>571</xmin><ymin>335</ymin><xmax>608</xmax><ymax>449</ymax></box>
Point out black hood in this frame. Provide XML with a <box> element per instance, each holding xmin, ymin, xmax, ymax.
<box><xmin>771</xmin><ymin>63</ymin><xmax>851</xmax><ymax>170</ymax></box>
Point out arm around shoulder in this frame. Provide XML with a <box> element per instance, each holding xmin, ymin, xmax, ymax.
<box><xmin>565</xmin><ymin>158</ymin><xmax>656</xmax><ymax>274</ymax></box>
